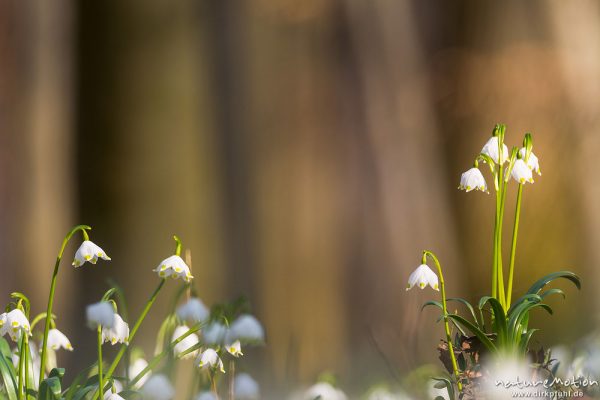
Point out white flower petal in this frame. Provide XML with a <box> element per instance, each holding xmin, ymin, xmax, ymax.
<box><xmin>172</xmin><ymin>325</ymin><xmax>200</xmax><ymax>359</ymax></box>
<box><xmin>154</xmin><ymin>255</ymin><xmax>193</xmax><ymax>282</ymax></box>
<box><xmin>481</xmin><ymin>137</ymin><xmax>509</xmax><ymax>165</ymax></box>
<box><xmin>196</xmin><ymin>349</ymin><xmax>225</xmax><ymax>373</ymax></box>
<box><xmin>459</xmin><ymin>167</ymin><xmax>487</xmax><ymax>193</ymax></box>
<box><xmin>73</xmin><ymin>240</ymin><xmax>110</xmax><ymax>267</ymax></box>
<box><xmin>406</xmin><ymin>264</ymin><xmax>439</xmax><ymax>291</ymax></box>
<box><xmin>2</xmin><ymin>309</ymin><xmax>31</xmax><ymax>342</ymax></box>
<box><xmin>510</xmin><ymin>159</ymin><xmax>534</xmax><ymax>184</ymax></box>
<box><xmin>195</xmin><ymin>392</ymin><xmax>218</xmax><ymax>400</ymax></box>
<box><xmin>128</xmin><ymin>358</ymin><xmax>150</xmax><ymax>389</ymax></box>
<box><xmin>202</xmin><ymin>322</ymin><xmax>228</xmax><ymax>345</ymax></box>
<box><xmin>47</xmin><ymin>328</ymin><xmax>73</xmax><ymax>351</ymax></box>
<box><xmin>226</xmin><ymin>340</ymin><xmax>243</xmax><ymax>358</ymax></box>
<box><xmin>86</xmin><ymin>302</ymin><xmax>115</xmax><ymax>329</ymax></box>
<box><xmin>176</xmin><ymin>298</ymin><xmax>209</xmax><ymax>323</ymax></box>
<box><xmin>102</xmin><ymin>314</ymin><xmax>129</xmax><ymax>345</ymax></box>
<box><xmin>140</xmin><ymin>374</ymin><xmax>175</xmax><ymax>400</ymax></box>
<box><xmin>518</xmin><ymin>148</ymin><xmax>541</xmax><ymax>175</ymax></box>
<box><xmin>234</xmin><ymin>373</ymin><xmax>260</xmax><ymax>399</ymax></box>
<box><xmin>228</xmin><ymin>315</ymin><xmax>265</xmax><ymax>344</ymax></box>
<box><xmin>303</xmin><ymin>382</ymin><xmax>347</xmax><ymax>400</ymax></box>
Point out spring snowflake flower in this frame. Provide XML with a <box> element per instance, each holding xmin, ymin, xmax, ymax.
<box><xmin>226</xmin><ymin>340</ymin><xmax>243</xmax><ymax>357</ymax></box>
<box><xmin>128</xmin><ymin>358</ymin><xmax>150</xmax><ymax>388</ymax></box>
<box><xmin>72</xmin><ymin>240</ymin><xmax>111</xmax><ymax>267</ymax></box>
<box><xmin>172</xmin><ymin>325</ymin><xmax>200</xmax><ymax>359</ymax></box>
<box><xmin>102</xmin><ymin>313</ymin><xmax>129</xmax><ymax>345</ymax></box>
<box><xmin>203</xmin><ymin>322</ymin><xmax>228</xmax><ymax>345</ymax></box>
<box><xmin>459</xmin><ymin>167</ymin><xmax>487</xmax><ymax>193</ymax></box>
<box><xmin>406</xmin><ymin>264</ymin><xmax>439</xmax><ymax>291</ymax></box>
<box><xmin>86</xmin><ymin>302</ymin><xmax>115</xmax><ymax>329</ymax></box>
<box><xmin>105</xmin><ymin>394</ymin><xmax>125</xmax><ymax>400</ymax></box>
<box><xmin>195</xmin><ymin>392</ymin><xmax>218</xmax><ymax>400</ymax></box>
<box><xmin>509</xmin><ymin>159</ymin><xmax>534</xmax><ymax>184</ymax></box>
<box><xmin>227</xmin><ymin>315</ymin><xmax>265</xmax><ymax>344</ymax></box>
<box><xmin>518</xmin><ymin>148</ymin><xmax>541</xmax><ymax>175</ymax></box>
<box><xmin>196</xmin><ymin>348</ymin><xmax>225</xmax><ymax>373</ymax></box>
<box><xmin>234</xmin><ymin>373</ymin><xmax>260</xmax><ymax>399</ymax></box>
<box><xmin>154</xmin><ymin>255</ymin><xmax>193</xmax><ymax>283</ymax></box>
<box><xmin>140</xmin><ymin>374</ymin><xmax>175</xmax><ymax>400</ymax></box>
<box><xmin>481</xmin><ymin>136</ymin><xmax>509</xmax><ymax>164</ymax></box>
<box><xmin>46</xmin><ymin>328</ymin><xmax>73</xmax><ymax>351</ymax></box>
<box><xmin>303</xmin><ymin>382</ymin><xmax>348</xmax><ymax>400</ymax></box>
<box><xmin>176</xmin><ymin>298</ymin><xmax>209</xmax><ymax>323</ymax></box>
<box><xmin>0</xmin><ymin>309</ymin><xmax>31</xmax><ymax>341</ymax></box>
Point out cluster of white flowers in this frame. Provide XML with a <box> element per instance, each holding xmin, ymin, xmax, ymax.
<box><xmin>0</xmin><ymin>309</ymin><xmax>31</xmax><ymax>341</ymax></box>
<box><xmin>459</xmin><ymin>133</ymin><xmax>542</xmax><ymax>194</ymax></box>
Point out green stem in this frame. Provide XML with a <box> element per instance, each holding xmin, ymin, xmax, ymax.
<box><xmin>39</xmin><ymin>225</ymin><xmax>91</xmax><ymax>386</ymax></box>
<box><xmin>211</xmin><ymin>371</ymin><xmax>219</xmax><ymax>400</ymax></box>
<box><xmin>506</xmin><ymin>184</ymin><xmax>523</xmax><ymax>308</ymax></box>
<box><xmin>97</xmin><ymin>326</ymin><xmax>104</xmax><ymax>398</ymax></box>
<box><xmin>491</xmin><ymin>171</ymin><xmax>499</xmax><ymax>301</ymax></box>
<box><xmin>23</xmin><ymin>336</ymin><xmax>29</xmax><ymax>400</ymax></box>
<box><xmin>424</xmin><ymin>251</ymin><xmax>462</xmax><ymax>392</ymax></box>
<box><xmin>18</xmin><ymin>335</ymin><xmax>25</xmax><ymax>400</ymax></box>
<box><xmin>497</xmin><ymin>177</ymin><xmax>509</xmax><ymax>309</ymax></box>
<box><xmin>93</xmin><ymin>280</ymin><xmax>166</xmax><ymax>400</ymax></box>
<box><xmin>229</xmin><ymin>360</ymin><xmax>235</xmax><ymax>400</ymax></box>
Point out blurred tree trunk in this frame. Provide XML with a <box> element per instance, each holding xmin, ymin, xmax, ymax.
<box><xmin>0</xmin><ymin>0</ymin><xmax>75</xmax><ymax>326</ymax></box>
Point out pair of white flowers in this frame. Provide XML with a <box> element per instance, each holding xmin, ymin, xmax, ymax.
<box><xmin>202</xmin><ymin>315</ymin><xmax>265</xmax><ymax>346</ymax></box>
<box><xmin>459</xmin><ymin>137</ymin><xmax>542</xmax><ymax>193</ymax></box>
<box><xmin>86</xmin><ymin>301</ymin><xmax>129</xmax><ymax>344</ymax></box>
<box><xmin>73</xmin><ymin>240</ymin><xmax>194</xmax><ymax>283</ymax></box>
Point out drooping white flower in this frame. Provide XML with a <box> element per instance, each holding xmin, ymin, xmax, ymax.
<box><xmin>226</xmin><ymin>340</ymin><xmax>243</xmax><ymax>357</ymax></box>
<box><xmin>176</xmin><ymin>298</ymin><xmax>209</xmax><ymax>324</ymax></box>
<box><xmin>103</xmin><ymin>381</ymin><xmax>123</xmax><ymax>400</ymax></box>
<box><xmin>481</xmin><ymin>136</ymin><xmax>509</xmax><ymax>164</ymax></box>
<box><xmin>154</xmin><ymin>255</ymin><xmax>193</xmax><ymax>283</ymax></box>
<box><xmin>518</xmin><ymin>148</ymin><xmax>541</xmax><ymax>175</ymax></box>
<box><xmin>1</xmin><ymin>309</ymin><xmax>31</xmax><ymax>341</ymax></box>
<box><xmin>303</xmin><ymin>382</ymin><xmax>348</xmax><ymax>400</ymax></box>
<box><xmin>509</xmin><ymin>159</ymin><xmax>534</xmax><ymax>184</ymax></box>
<box><xmin>86</xmin><ymin>302</ymin><xmax>115</xmax><ymax>329</ymax></box>
<box><xmin>234</xmin><ymin>373</ymin><xmax>260</xmax><ymax>399</ymax></box>
<box><xmin>227</xmin><ymin>315</ymin><xmax>265</xmax><ymax>344</ymax></box>
<box><xmin>172</xmin><ymin>325</ymin><xmax>200</xmax><ymax>359</ymax></box>
<box><xmin>406</xmin><ymin>264</ymin><xmax>439</xmax><ymax>291</ymax></box>
<box><xmin>459</xmin><ymin>167</ymin><xmax>487</xmax><ymax>193</ymax></box>
<box><xmin>203</xmin><ymin>322</ymin><xmax>228</xmax><ymax>345</ymax></box>
<box><xmin>102</xmin><ymin>313</ymin><xmax>129</xmax><ymax>345</ymax></box>
<box><xmin>196</xmin><ymin>349</ymin><xmax>225</xmax><ymax>373</ymax></box>
<box><xmin>46</xmin><ymin>328</ymin><xmax>73</xmax><ymax>351</ymax></box>
<box><xmin>195</xmin><ymin>392</ymin><xmax>218</xmax><ymax>400</ymax></box>
<box><xmin>140</xmin><ymin>374</ymin><xmax>175</xmax><ymax>400</ymax></box>
<box><xmin>72</xmin><ymin>240</ymin><xmax>111</xmax><ymax>267</ymax></box>
<box><xmin>128</xmin><ymin>358</ymin><xmax>150</xmax><ymax>389</ymax></box>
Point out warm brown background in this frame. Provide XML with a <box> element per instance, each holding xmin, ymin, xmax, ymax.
<box><xmin>0</xmin><ymin>0</ymin><xmax>598</xmax><ymax>396</ymax></box>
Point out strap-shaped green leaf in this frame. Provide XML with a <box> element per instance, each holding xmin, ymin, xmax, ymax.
<box><xmin>446</xmin><ymin>314</ymin><xmax>497</xmax><ymax>352</ymax></box>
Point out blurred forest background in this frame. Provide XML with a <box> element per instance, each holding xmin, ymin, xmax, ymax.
<box><xmin>1</xmin><ymin>0</ymin><xmax>599</xmax><ymax>396</ymax></box>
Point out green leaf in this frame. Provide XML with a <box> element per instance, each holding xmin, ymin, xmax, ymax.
<box><xmin>0</xmin><ymin>337</ymin><xmax>17</xmax><ymax>400</ymax></box>
<box><xmin>118</xmin><ymin>390</ymin><xmax>143</xmax><ymax>399</ymax></box>
<box><xmin>526</xmin><ymin>271</ymin><xmax>581</xmax><ymax>295</ymax></box>
<box><xmin>64</xmin><ymin>362</ymin><xmax>96</xmax><ymax>400</ymax></box>
<box><xmin>38</xmin><ymin>376</ymin><xmax>62</xmax><ymax>400</ymax></box>
<box><xmin>447</xmin><ymin>297</ymin><xmax>480</xmax><ymax>328</ymax></box>
<box><xmin>431</xmin><ymin>376</ymin><xmax>455</xmax><ymax>400</ymax></box>
<box><xmin>447</xmin><ymin>314</ymin><xmax>497</xmax><ymax>352</ymax></box>
<box><xmin>478</xmin><ymin>296</ymin><xmax>507</xmax><ymax>345</ymax></box>
<box><xmin>421</xmin><ymin>300</ymin><xmax>443</xmax><ymax>312</ymax></box>
<box><xmin>540</xmin><ymin>288</ymin><xmax>565</xmax><ymax>300</ymax></box>
<box><xmin>520</xmin><ymin>329</ymin><xmax>539</xmax><ymax>353</ymax></box>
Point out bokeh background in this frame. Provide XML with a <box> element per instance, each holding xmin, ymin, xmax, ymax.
<box><xmin>1</xmin><ymin>0</ymin><xmax>599</xmax><ymax>397</ymax></box>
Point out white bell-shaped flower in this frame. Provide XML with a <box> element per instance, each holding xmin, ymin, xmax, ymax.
<box><xmin>227</xmin><ymin>315</ymin><xmax>265</xmax><ymax>344</ymax></box>
<box><xmin>459</xmin><ymin>167</ymin><xmax>487</xmax><ymax>193</ymax></box>
<box><xmin>140</xmin><ymin>374</ymin><xmax>175</xmax><ymax>400</ymax></box>
<box><xmin>105</xmin><ymin>394</ymin><xmax>125</xmax><ymax>400</ymax></box>
<box><xmin>518</xmin><ymin>148</ymin><xmax>541</xmax><ymax>175</ymax></box>
<box><xmin>510</xmin><ymin>159</ymin><xmax>534</xmax><ymax>184</ymax></box>
<box><xmin>128</xmin><ymin>358</ymin><xmax>150</xmax><ymax>389</ymax></box>
<box><xmin>202</xmin><ymin>322</ymin><xmax>228</xmax><ymax>345</ymax></box>
<box><xmin>406</xmin><ymin>264</ymin><xmax>439</xmax><ymax>291</ymax></box>
<box><xmin>195</xmin><ymin>392</ymin><xmax>218</xmax><ymax>400</ymax></box>
<box><xmin>1</xmin><ymin>309</ymin><xmax>31</xmax><ymax>341</ymax></box>
<box><xmin>481</xmin><ymin>136</ymin><xmax>509</xmax><ymax>164</ymax></box>
<box><xmin>72</xmin><ymin>240</ymin><xmax>111</xmax><ymax>267</ymax></box>
<box><xmin>102</xmin><ymin>313</ymin><xmax>129</xmax><ymax>345</ymax></box>
<box><xmin>234</xmin><ymin>373</ymin><xmax>260</xmax><ymax>399</ymax></box>
<box><xmin>176</xmin><ymin>298</ymin><xmax>209</xmax><ymax>324</ymax></box>
<box><xmin>303</xmin><ymin>382</ymin><xmax>348</xmax><ymax>400</ymax></box>
<box><xmin>196</xmin><ymin>348</ymin><xmax>225</xmax><ymax>373</ymax></box>
<box><xmin>226</xmin><ymin>340</ymin><xmax>243</xmax><ymax>358</ymax></box>
<box><xmin>154</xmin><ymin>255</ymin><xmax>193</xmax><ymax>283</ymax></box>
<box><xmin>86</xmin><ymin>302</ymin><xmax>115</xmax><ymax>329</ymax></box>
<box><xmin>46</xmin><ymin>328</ymin><xmax>73</xmax><ymax>351</ymax></box>
<box><xmin>172</xmin><ymin>325</ymin><xmax>200</xmax><ymax>359</ymax></box>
